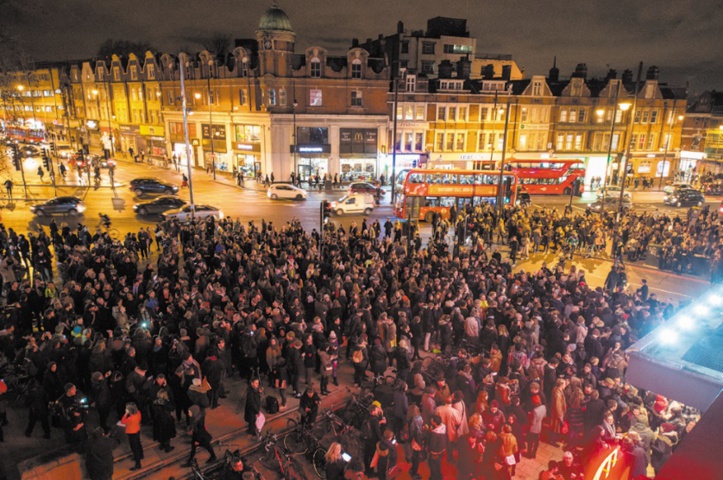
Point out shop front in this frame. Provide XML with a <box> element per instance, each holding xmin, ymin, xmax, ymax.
<box><xmin>118</xmin><ymin>124</ymin><xmax>141</xmax><ymax>157</ymax></box>
<box><xmin>679</xmin><ymin>150</ymin><xmax>707</xmax><ymax>179</ymax></box>
<box><xmin>168</xmin><ymin>121</ymin><xmax>197</xmax><ymax>167</ymax></box>
<box><xmin>339</xmin><ymin>128</ymin><xmax>379</xmax><ymax>183</ymax></box>
<box><xmin>140</xmin><ymin>125</ymin><xmax>167</xmax><ymax>161</ymax></box>
<box><xmin>234</xmin><ymin>124</ymin><xmax>263</xmax><ymax>178</ymax></box>
<box><xmin>201</xmin><ymin>123</ymin><xmax>229</xmax><ymax>171</ymax></box>
<box><xmin>292</xmin><ymin>126</ymin><xmax>331</xmax><ymax>179</ymax></box>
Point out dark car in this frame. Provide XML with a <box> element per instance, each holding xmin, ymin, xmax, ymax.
<box><xmin>20</xmin><ymin>145</ymin><xmax>41</xmax><ymax>158</ymax></box>
<box><xmin>664</xmin><ymin>188</ymin><xmax>705</xmax><ymax>207</ymax></box>
<box><xmin>29</xmin><ymin>196</ymin><xmax>86</xmax><ymax>217</ymax></box>
<box><xmin>133</xmin><ymin>196</ymin><xmax>187</xmax><ymax>215</ymax></box>
<box><xmin>129</xmin><ymin>178</ymin><xmax>179</xmax><ymax>196</ymax></box>
<box><xmin>348</xmin><ymin>182</ymin><xmax>384</xmax><ymax>195</ymax></box>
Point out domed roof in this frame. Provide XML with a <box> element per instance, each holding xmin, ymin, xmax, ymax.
<box><xmin>258</xmin><ymin>4</ymin><xmax>293</xmax><ymax>32</ymax></box>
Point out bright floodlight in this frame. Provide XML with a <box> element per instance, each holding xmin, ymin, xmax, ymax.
<box><xmin>693</xmin><ymin>305</ymin><xmax>709</xmax><ymax>316</ymax></box>
<box><xmin>658</xmin><ymin>327</ymin><xmax>678</xmax><ymax>346</ymax></box>
<box><xmin>676</xmin><ymin>316</ymin><xmax>694</xmax><ymax>331</ymax></box>
<box><xmin>707</xmin><ymin>294</ymin><xmax>722</xmax><ymax>307</ymax></box>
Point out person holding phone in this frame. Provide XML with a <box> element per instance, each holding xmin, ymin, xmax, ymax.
<box><xmin>119</xmin><ymin>403</ymin><xmax>143</xmax><ymax>471</ymax></box>
<box><xmin>324</xmin><ymin>442</ymin><xmax>346</xmax><ymax>480</ymax></box>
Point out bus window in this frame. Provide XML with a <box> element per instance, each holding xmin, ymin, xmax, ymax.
<box><xmin>440</xmin><ymin>197</ymin><xmax>456</xmax><ymax>207</ymax></box>
<box><xmin>409</xmin><ymin>173</ymin><xmax>423</xmax><ymax>184</ymax></box>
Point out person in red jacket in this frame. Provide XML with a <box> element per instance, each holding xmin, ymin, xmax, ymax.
<box><xmin>119</xmin><ymin>402</ymin><xmax>144</xmax><ymax>471</ymax></box>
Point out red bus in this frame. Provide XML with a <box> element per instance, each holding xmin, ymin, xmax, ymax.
<box><xmin>506</xmin><ymin>159</ymin><xmax>585</xmax><ymax>195</ymax></box>
<box><xmin>5</xmin><ymin>126</ymin><xmax>45</xmax><ymax>144</ymax></box>
<box><xmin>395</xmin><ymin>168</ymin><xmax>518</xmax><ymax>222</ymax></box>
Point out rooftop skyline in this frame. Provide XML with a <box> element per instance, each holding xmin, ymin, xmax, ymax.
<box><xmin>2</xmin><ymin>0</ymin><xmax>721</xmax><ymax>92</ymax></box>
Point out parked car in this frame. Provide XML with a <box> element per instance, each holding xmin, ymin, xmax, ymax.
<box><xmin>663</xmin><ymin>182</ymin><xmax>694</xmax><ymax>194</ymax></box>
<box><xmin>329</xmin><ymin>193</ymin><xmax>375</xmax><ymax>216</ymax></box>
<box><xmin>133</xmin><ymin>196</ymin><xmax>187</xmax><ymax>215</ymax></box>
<box><xmin>589</xmin><ymin>197</ymin><xmax>632</xmax><ymax>213</ymax></box>
<box><xmin>516</xmin><ymin>189</ymin><xmax>531</xmax><ymax>207</ymax></box>
<box><xmin>161</xmin><ymin>204</ymin><xmax>223</xmax><ymax>222</ymax></box>
<box><xmin>663</xmin><ymin>189</ymin><xmax>705</xmax><ymax>207</ymax></box>
<box><xmin>596</xmin><ymin>185</ymin><xmax>630</xmax><ymax>199</ymax></box>
<box><xmin>54</xmin><ymin>145</ymin><xmax>74</xmax><ymax>159</ymax></box>
<box><xmin>130</xmin><ymin>178</ymin><xmax>179</xmax><ymax>196</ymax></box>
<box><xmin>267</xmin><ymin>183</ymin><xmax>308</xmax><ymax>200</ymax></box>
<box><xmin>348</xmin><ymin>182</ymin><xmax>384</xmax><ymax>196</ymax></box>
<box><xmin>30</xmin><ymin>196</ymin><xmax>86</xmax><ymax>216</ymax></box>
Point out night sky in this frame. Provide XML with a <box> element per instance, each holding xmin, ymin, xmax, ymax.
<box><xmin>3</xmin><ymin>0</ymin><xmax>721</xmax><ymax>93</ymax></box>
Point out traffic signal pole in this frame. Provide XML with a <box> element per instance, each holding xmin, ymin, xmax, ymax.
<box><xmin>11</xmin><ymin>145</ymin><xmax>28</xmax><ymax>200</ymax></box>
<box><xmin>43</xmin><ymin>147</ymin><xmax>57</xmax><ymax>197</ymax></box>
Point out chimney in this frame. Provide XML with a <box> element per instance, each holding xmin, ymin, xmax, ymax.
<box><xmin>605</xmin><ymin>69</ymin><xmax>617</xmax><ymax>81</ymax></box>
<box><xmin>366</xmin><ymin>38</ymin><xmax>372</xmax><ymax>45</ymax></box>
<box><xmin>352</xmin><ymin>38</ymin><xmax>359</xmax><ymax>48</ymax></box>
<box><xmin>502</xmin><ymin>65</ymin><xmax>511</xmax><ymax>81</ymax></box>
<box><xmin>397</xmin><ymin>21</ymin><xmax>404</xmax><ymax>34</ymax></box>
<box><xmin>438</xmin><ymin>60</ymin><xmax>453</xmax><ymax>79</ymax></box>
<box><xmin>482</xmin><ymin>64</ymin><xmax>495</xmax><ymax>80</ymax></box>
<box><xmin>572</xmin><ymin>63</ymin><xmax>587</xmax><ymax>79</ymax></box>
<box><xmin>457</xmin><ymin>57</ymin><xmax>471</xmax><ymax>79</ymax></box>
<box><xmin>622</xmin><ymin>69</ymin><xmax>633</xmax><ymax>84</ymax></box>
<box><xmin>646</xmin><ymin>65</ymin><xmax>660</xmax><ymax>80</ymax></box>
<box><xmin>548</xmin><ymin>56</ymin><xmax>559</xmax><ymax>83</ymax></box>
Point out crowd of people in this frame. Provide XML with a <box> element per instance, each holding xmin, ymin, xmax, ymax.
<box><xmin>0</xmin><ymin>203</ymin><xmax>707</xmax><ymax>480</ymax></box>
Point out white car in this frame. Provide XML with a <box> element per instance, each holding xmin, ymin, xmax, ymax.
<box><xmin>663</xmin><ymin>183</ymin><xmax>693</xmax><ymax>194</ymax></box>
<box><xmin>267</xmin><ymin>184</ymin><xmax>308</xmax><ymax>200</ymax></box>
<box><xmin>55</xmin><ymin>145</ymin><xmax>74</xmax><ymax>159</ymax></box>
<box><xmin>161</xmin><ymin>205</ymin><xmax>223</xmax><ymax>222</ymax></box>
<box><xmin>596</xmin><ymin>186</ymin><xmax>630</xmax><ymax>199</ymax></box>
<box><xmin>329</xmin><ymin>193</ymin><xmax>375</xmax><ymax>216</ymax></box>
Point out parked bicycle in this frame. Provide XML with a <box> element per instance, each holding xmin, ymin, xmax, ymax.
<box><xmin>339</xmin><ymin>388</ymin><xmax>374</xmax><ymax>429</ymax></box>
<box><xmin>282</xmin><ymin>418</ymin><xmax>335</xmax><ymax>479</ymax></box>
<box><xmin>254</xmin><ymin>431</ymin><xmax>304</xmax><ymax>480</ymax></box>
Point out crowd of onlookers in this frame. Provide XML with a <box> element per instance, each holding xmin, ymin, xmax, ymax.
<box><xmin>0</xmin><ymin>205</ymin><xmax>706</xmax><ymax>479</ymax></box>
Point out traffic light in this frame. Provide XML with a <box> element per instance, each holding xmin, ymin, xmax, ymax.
<box><xmin>10</xmin><ymin>144</ymin><xmax>21</xmax><ymax>171</ymax></box>
<box><xmin>321</xmin><ymin>200</ymin><xmax>331</xmax><ymax>222</ymax></box>
<box><xmin>41</xmin><ymin>148</ymin><xmax>51</xmax><ymax>170</ymax></box>
<box><xmin>49</xmin><ymin>141</ymin><xmax>56</xmax><ymax>155</ymax></box>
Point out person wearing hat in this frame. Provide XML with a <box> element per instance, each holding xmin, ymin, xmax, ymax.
<box><xmin>527</xmin><ymin>394</ymin><xmax>546</xmax><ymax>459</ymax></box>
<box><xmin>182</xmin><ymin>405</ymin><xmax>217</xmax><ymax>467</ymax></box>
<box><xmin>150</xmin><ymin>374</ymin><xmax>177</xmax><ymax>453</ymax></box>
<box><xmin>327</xmin><ymin>330</ymin><xmax>340</xmax><ymax>386</ymax></box>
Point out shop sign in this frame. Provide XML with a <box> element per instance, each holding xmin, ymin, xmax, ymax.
<box><xmin>202</xmin><ymin>124</ymin><xmax>226</xmax><ymax>140</ymax></box>
<box><xmin>192</xmin><ymin>139</ymin><xmax>200</xmax><ymax>146</ymax></box>
<box><xmin>140</xmin><ymin>125</ymin><xmax>165</xmax><ymax>137</ymax></box>
<box><xmin>119</xmin><ymin>125</ymin><xmax>140</xmax><ymax>134</ymax></box>
<box><xmin>236</xmin><ymin>143</ymin><xmax>260</xmax><ymax>152</ymax></box>
<box><xmin>340</xmin><ymin>128</ymin><xmax>377</xmax><ymax>154</ymax></box>
<box><xmin>291</xmin><ymin>144</ymin><xmax>331</xmax><ymax>154</ymax></box>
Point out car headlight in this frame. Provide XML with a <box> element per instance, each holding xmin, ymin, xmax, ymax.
<box><xmin>218</xmin><ymin>210</ymin><xmax>224</xmax><ymax>219</ymax></box>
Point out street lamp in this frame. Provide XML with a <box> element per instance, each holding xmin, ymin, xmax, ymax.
<box><xmin>179</xmin><ymin>53</ymin><xmax>196</xmax><ymax>219</ymax></box>
<box><xmin>496</xmin><ymin>89</ymin><xmax>513</xmax><ymax>217</ymax></box>
<box><xmin>598</xmin><ymin>98</ymin><xmax>631</xmax><ymax>204</ymax></box>
<box><xmin>207</xmin><ymin>59</ymin><xmax>216</xmax><ymax>180</ymax></box>
<box><xmin>16</xmin><ymin>84</ymin><xmax>37</xmax><ymax>128</ymax></box>
<box><xmin>391</xmin><ymin>67</ymin><xmax>406</xmax><ymax>206</ymax></box>
<box><xmin>292</xmin><ymin>99</ymin><xmax>298</xmax><ymax>183</ymax></box>
<box><xmin>658</xmin><ymin>110</ymin><xmax>683</xmax><ymax>189</ymax></box>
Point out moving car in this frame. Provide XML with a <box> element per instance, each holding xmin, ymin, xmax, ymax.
<box><xmin>55</xmin><ymin>145</ymin><xmax>74</xmax><ymax>159</ymax></box>
<box><xmin>348</xmin><ymin>182</ymin><xmax>384</xmax><ymax>195</ymax></box>
<box><xmin>589</xmin><ymin>197</ymin><xmax>632</xmax><ymax>213</ymax></box>
<box><xmin>20</xmin><ymin>145</ymin><xmax>41</xmax><ymax>158</ymax></box>
<box><xmin>663</xmin><ymin>189</ymin><xmax>705</xmax><ymax>207</ymax></box>
<box><xmin>133</xmin><ymin>196</ymin><xmax>187</xmax><ymax>215</ymax></box>
<box><xmin>30</xmin><ymin>196</ymin><xmax>86</xmax><ymax>216</ymax></box>
<box><xmin>161</xmin><ymin>205</ymin><xmax>223</xmax><ymax>222</ymax></box>
<box><xmin>130</xmin><ymin>178</ymin><xmax>179</xmax><ymax>196</ymax></box>
<box><xmin>267</xmin><ymin>183</ymin><xmax>308</xmax><ymax>200</ymax></box>
<box><xmin>329</xmin><ymin>193</ymin><xmax>375</xmax><ymax>216</ymax></box>
<box><xmin>100</xmin><ymin>157</ymin><xmax>117</xmax><ymax>169</ymax></box>
<box><xmin>595</xmin><ymin>186</ymin><xmax>630</xmax><ymax>199</ymax></box>
<box><xmin>663</xmin><ymin>182</ymin><xmax>694</xmax><ymax>194</ymax></box>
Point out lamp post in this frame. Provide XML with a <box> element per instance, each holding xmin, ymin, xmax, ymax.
<box><xmin>496</xmin><ymin>89</ymin><xmax>513</xmax><ymax>217</ymax></box>
<box><xmin>658</xmin><ymin>109</ymin><xmax>682</xmax><ymax>189</ymax></box>
<box><xmin>16</xmin><ymin>84</ymin><xmax>37</xmax><ymax>128</ymax></box>
<box><xmin>292</xmin><ymin>99</ymin><xmax>298</xmax><ymax>182</ymax></box>
<box><xmin>104</xmin><ymin>81</ymin><xmax>114</xmax><ymax>156</ymax></box>
<box><xmin>489</xmin><ymin>90</ymin><xmax>499</xmax><ymax>167</ymax></box>
<box><xmin>179</xmin><ymin>53</ymin><xmax>196</xmax><ymax>219</ymax></box>
<box><xmin>91</xmin><ymin>89</ymin><xmax>104</xmax><ymax>155</ymax></box>
<box><xmin>597</xmin><ymin>97</ymin><xmax>631</xmax><ymax>205</ymax></box>
<box><xmin>207</xmin><ymin>60</ymin><xmax>216</xmax><ymax>180</ymax></box>
<box><xmin>391</xmin><ymin>67</ymin><xmax>406</xmax><ymax>206</ymax></box>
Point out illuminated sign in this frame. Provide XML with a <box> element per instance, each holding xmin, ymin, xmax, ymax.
<box><xmin>299</xmin><ymin>146</ymin><xmax>323</xmax><ymax>153</ymax></box>
<box><xmin>237</xmin><ymin>144</ymin><xmax>253</xmax><ymax>150</ymax></box>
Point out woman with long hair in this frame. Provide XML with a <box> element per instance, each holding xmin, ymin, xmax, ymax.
<box><xmin>324</xmin><ymin>442</ymin><xmax>346</xmax><ymax>480</ymax></box>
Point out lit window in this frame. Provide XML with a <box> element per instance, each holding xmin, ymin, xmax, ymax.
<box><xmin>268</xmin><ymin>89</ymin><xmax>276</xmax><ymax>106</ymax></box>
<box><xmin>309</xmin><ymin>89</ymin><xmax>322</xmax><ymax>106</ymax></box>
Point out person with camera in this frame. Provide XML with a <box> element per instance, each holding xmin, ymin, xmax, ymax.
<box><xmin>119</xmin><ymin>402</ymin><xmax>144</xmax><ymax>471</ymax></box>
<box><xmin>54</xmin><ymin>383</ymin><xmax>88</xmax><ymax>447</ymax></box>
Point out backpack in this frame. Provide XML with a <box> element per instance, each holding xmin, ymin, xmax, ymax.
<box><xmin>265</xmin><ymin>395</ymin><xmax>279</xmax><ymax>414</ymax></box>
<box><xmin>352</xmin><ymin>348</ymin><xmax>364</xmax><ymax>364</ymax></box>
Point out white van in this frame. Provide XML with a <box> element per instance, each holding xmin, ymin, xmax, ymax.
<box><xmin>330</xmin><ymin>193</ymin><xmax>375</xmax><ymax>215</ymax></box>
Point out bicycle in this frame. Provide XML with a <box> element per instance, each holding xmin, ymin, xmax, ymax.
<box><xmin>256</xmin><ymin>432</ymin><xmax>305</xmax><ymax>480</ymax></box>
<box><xmin>339</xmin><ymin>389</ymin><xmax>374</xmax><ymax>429</ymax></box>
<box><xmin>222</xmin><ymin>449</ymin><xmax>265</xmax><ymax>480</ymax></box>
<box><xmin>97</xmin><ymin>215</ymin><xmax>120</xmax><ymax>240</ymax></box>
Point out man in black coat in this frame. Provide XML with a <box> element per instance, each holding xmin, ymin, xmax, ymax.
<box><xmin>244</xmin><ymin>377</ymin><xmax>262</xmax><ymax>437</ymax></box>
<box><xmin>85</xmin><ymin>427</ymin><xmax>118</xmax><ymax>480</ymax></box>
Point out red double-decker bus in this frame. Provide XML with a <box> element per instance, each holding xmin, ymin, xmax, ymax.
<box><xmin>5</xmin><ymin>126</ymin><xmax>45</xmax><ymax>144</ymax></box>
<box><xmin>506</xmin><ymin>159</ymin><xmax>585</xmax><ymax>195</ymax></box>
<box><xmin>395</xmin><ymin>168</ymin><xmax>518</xmax><ymax>222</ymax></box>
